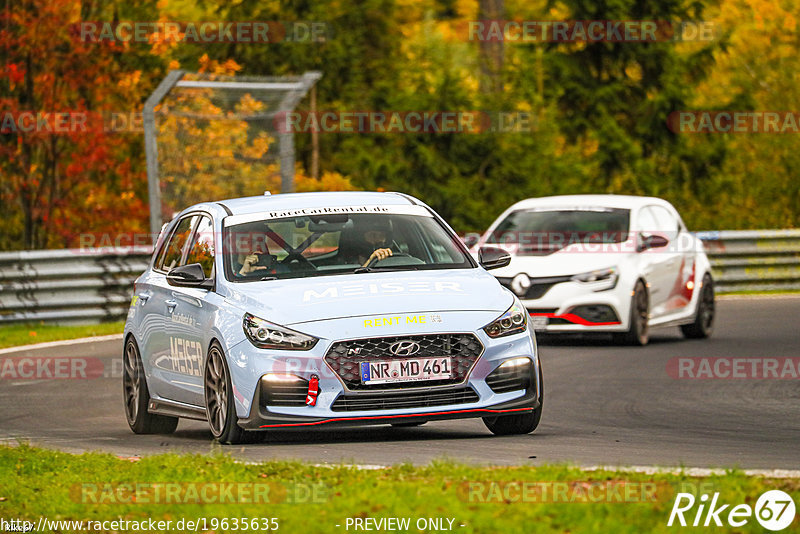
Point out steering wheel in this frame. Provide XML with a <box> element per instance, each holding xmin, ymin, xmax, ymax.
<box><xmin>364</xmin><ymin>252</ymin><xmax>413</xmax><ymax>268</ymax></box>
<box><xmin>280</xmin><ymin>252</ymin><xmax>317</xmax><ymax>270</ymax></box>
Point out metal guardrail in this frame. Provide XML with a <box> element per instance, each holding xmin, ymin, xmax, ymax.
<box><xmin>0</xmin><ymin>230</ymin><xmax>798</xmax><ymax>325</ymax></box>
<box><xmin>0</xmin><ymin>247</ymin><xmax>152</xmax><ymax>324</ymax></box>
<box><xmin>697</xmin><ymin>229</ymin><xmax>800</xmax><ymax>293</ymax></box>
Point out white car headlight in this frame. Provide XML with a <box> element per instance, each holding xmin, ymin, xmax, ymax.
<box><xmin>483</xmin><ymin>301</ymin><xmax>528</xmax><ymax>338</ymax></box>
<box><xmin>571</xmin><ymin>267</ymin><xmax>619</xmax><ymax>291</ymax></box>
<box><xmin>243</xmin><ymin>313</ymin><xmax>318</xmax><ymax>350</ymax></box>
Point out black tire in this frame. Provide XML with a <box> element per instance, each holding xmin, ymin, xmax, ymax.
<box><xmin>613</xmin><ymin>280</ymin><xmax>650</xmax><ymax>346</ymax></box>
<box><xmin>681</xmin><ymin>274</ymin><xmax>715</xmax><ymax>339</ymax></box>
<box><xmin>204</xmin><ymin>341</ymin><xmax>264</xmax><ymax>444</ymax></box>
<box><xmin>123</xmin><ymin>337</ymin><xmax>179</xmax><ymax>434</ymax></box>
<box><xmin>484</xmin><ymin>365</ymin><xmax>543</xmax><ymax>436</ymax></box>
<box><xmin>391</xmin><ymin>421</ymin><xmax>426</xmax><ymax>428</ymax></box>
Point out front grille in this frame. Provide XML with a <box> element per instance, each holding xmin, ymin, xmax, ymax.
<box><xmin>486</xmin><ymin>360</ymin><xmax>533</xmax><ymax>393</ymax></box>
<box><xmin>324</xmin><ymin>333</ymin><xmax>483</xmax><ymax>390</ymax></box>
<box><xmin>497</xmin><ymin>276</ymin><xmax>572</xmax><ymax>299</ymax></box>
<box><xmin>261</xmin><ymin>377</ymin><xmax>309</xmax><ymax>407</ymax></box>
<box><xmin>528</xmin><ymin>308</ymin><xmax>558</xmax><ymax>315</ymax></box>
<box><xmin>331</xmin><ymin>386</ymin><xmax>479</xmax><ymax>412</ymax></box>
<box><xmin>569</xmin><ymin>305</ymin><xmax>620</xmax><ymax>323</ymax></box>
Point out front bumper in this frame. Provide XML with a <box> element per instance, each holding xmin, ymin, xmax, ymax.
<box><xmin>230</xmin><ymin>320</ymin><xmax>540</xmax><ymax>429</ymax></box>
<box><xmin>509</xmin><ymin>279</ymin><xmax>631</xmax><ymax>333</ymax></box>
<box><xmin>238</xmin><ymin>383</ymin><xmax>540</xmax><ymax>429</ymax></box>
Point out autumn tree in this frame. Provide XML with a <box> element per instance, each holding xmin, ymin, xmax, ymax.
<box><xmin>0</xmin><ymin>0</ymin><xmax>152</xmax><ymax>249</ymax></box>
<box><xmin>686</xmin><ymin>0</ymin><xmax>800</xmax><ymax>229</ymax></box>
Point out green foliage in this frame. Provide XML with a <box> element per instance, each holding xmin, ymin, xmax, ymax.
<box><xmin>2</xmin><ymin>0</ymin><xmax>798</xmax><ymax>251</ymax></box>
<box><xmin>1</xmin><ymin>444</ymin><xmax>797</xmax><ymax>533</ymax></box>
<box><xmin>196</xmin><ymin>0</ymin><xmax>762</xmax><ymax>232</ymax></box>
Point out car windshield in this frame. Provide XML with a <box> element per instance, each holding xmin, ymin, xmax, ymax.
<box><xmin>488</xmin><ymin>208</ymin><xmax>630</xmax><ymax>253</ymax></box>
<box><xmin>223</xmin><ymin>210</ymin><xmax>473</xmax><ymax>281</ymax></box>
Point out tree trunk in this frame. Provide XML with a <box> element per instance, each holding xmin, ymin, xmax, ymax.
<box><xmin>478</xmin><ymin>0</ymin><xmax>504</xmax><ymax>94</ymax></box>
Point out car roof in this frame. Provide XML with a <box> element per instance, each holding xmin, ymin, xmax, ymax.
<box><xmin>198</xmin><ymin>191</ymin><xmax>419</xmax><ymax>217</ymax></box>
<box><xmin>505</xmin><ymin>194</ymin><xmax>674</xmax><ymax>211</ymax></box>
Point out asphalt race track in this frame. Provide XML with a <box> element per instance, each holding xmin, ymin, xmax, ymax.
<box><xmin>1</xmin><ymin>296</ymin><xmax>798</xmax><ymax>470</ymax></box>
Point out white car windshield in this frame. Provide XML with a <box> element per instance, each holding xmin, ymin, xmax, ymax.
<box><xmin>223</xmin><ymin>212</ymin><xmax>473</xmax><ymax>281</ymax></box>
<box><xmin>488</xmin><ymin>208</ymin><xmax>630</xmax><ymax>253</ymax></box>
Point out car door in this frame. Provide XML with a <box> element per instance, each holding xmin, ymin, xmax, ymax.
<box><xmin>133</xmin><ymin>222</ymin><xmax>174</xmax><ymax>372</ymax></box>
<box><xmin>165</xmin><ymin>214</ymin><xmax>218</xmax><ymax>406</ymax></box>
<box><xmin>145</xmin><ymin>213</ymin><xmax>201</xmax><ymax>403</ymax></box>
<box><xmin>650</xmin><ymin>205</ymin><xmax>694</xmax><ymax>316</ymax></box>
<box><xmin>635</xmin><ymin>206</ymin><xmax>674</xmax><ymax>318</ymax></box>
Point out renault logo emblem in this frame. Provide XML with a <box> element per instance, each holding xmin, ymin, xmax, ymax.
<box><xmin>388</xmin><ymin>340</ymin><xmax>421</xmax><ymax>356</ymax></box>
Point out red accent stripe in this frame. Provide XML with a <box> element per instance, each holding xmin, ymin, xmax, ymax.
<box><xmin>258</xmin><ymin>407</ymin><xmax>533</xmax><ymax>428</ymax></box>
<box><xmin>529</xmin><ymin>312</ymin><xmax>620</xmax><ymax>326</ymax></box>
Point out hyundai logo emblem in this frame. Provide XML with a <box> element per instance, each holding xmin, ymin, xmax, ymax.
<box><xmin>388</xmin><ymin>340</ymin><xmax>421</xmax><ymax>356</ymax></box>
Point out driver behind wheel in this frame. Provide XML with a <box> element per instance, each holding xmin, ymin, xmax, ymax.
<box><xmin>362</xmin><ymin>224</ymin><xmax>393</xmax><ymax>266</ymax></box>
<box><xmin>238</xmin><ymin>249</ymin><xmax>278</xmax><ymax>275</ymax></box>
<box><xmin>230</xmin><ymin>226</ymin><xmax>285</xmax><ymax>276</ymax></box>
<box><xmin>342</xmin><ymin>219</ymin><xmax>394</xmax><ymax>267</ymax></box>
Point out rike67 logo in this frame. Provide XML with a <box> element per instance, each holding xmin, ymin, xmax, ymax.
<box><xmin>668</xmin><ymin>489</ymin><xmax>796</xmax><ymax>530</ymax></box>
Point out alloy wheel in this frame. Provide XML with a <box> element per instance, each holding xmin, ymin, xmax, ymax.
<box><xmin>205</xmin><ymin>346</ymin><xmax>228</xmax><ymax>436</ymax></box>
<box><xmin>123</xmin><ymin>340</ymin><xmax>141</xmax><ymax>424</ymax></box>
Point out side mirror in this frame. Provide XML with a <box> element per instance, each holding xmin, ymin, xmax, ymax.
<box><xmin>638</xmin><ymin>233</ymin><xmax>669</xmax><ymax>252</ymax></box>
<box><xmin>167</xmin><ymin>263</ymin><xmax>213</xmax><ymax>289</ymax></box>
<box><xmin>463</xmin><ymin>234</ymin><xmax>480</xmax><ymax>249</ymax></box>
<box><xmin>479</xmin><ymin>246</ymin><xmax>511</xmax><ymax>270</ymax></box>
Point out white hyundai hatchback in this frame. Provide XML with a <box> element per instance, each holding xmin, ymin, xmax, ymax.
<box><xmin>123</xmin><ymin>191</ymin><xmax>543</xmax><ymax>444</ymax></box>
<box><xmin>471</xmin><ymin>195</ymin><xmax>715</xmax><ymax>345</ymax></box>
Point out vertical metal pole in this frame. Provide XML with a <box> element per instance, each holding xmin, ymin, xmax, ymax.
<box><xmin>279</xmin><ymin>131</ymin><xmax>295</xmax><ymax>193</ymax></box>
<box><xmin>310</xmin><ymin>85</ymin><xmax>319</xmax><ymax>180</ymax></box>
<box><xmin>143</xmin><ymin>70</ymin><xmax>184</xmax><ymax>239</ymax></box>
<box><xmin>143</xmin><ymin>111</ymin><xmax>162</xmax><ymax>240</ymax></box>
<box><xmin>277</xmin><ymin>72</ymin><xmax>321</xmax><ymax>194</ymax></box>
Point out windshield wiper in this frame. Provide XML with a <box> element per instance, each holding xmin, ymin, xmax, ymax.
<box><xmin>352</xmin><ymin>265</ymin><xmax>420</xmax><ymax>274</ymax></box>
<box><xmin>259</xmin><ymin>275</ymin><xmax>278</xmax><ymax>281</ymax></box>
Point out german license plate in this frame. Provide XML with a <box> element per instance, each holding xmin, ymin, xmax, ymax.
<box><xmin>360</xmin><ymin>357</ymin><xmax>452</xmax><ymax>384</ymax></box>
<box><xmin>530</xmin><ymin>316</ymin><xmax>549</xmax><ymax>331</ymax></box>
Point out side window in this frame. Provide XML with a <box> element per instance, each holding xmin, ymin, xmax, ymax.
<box><xmin>635</xmin><ymin>207</ymin><xmax>657</xmax><ymax>249</ymax></box>
<box><xmin>185</xmin><ymin>216</ymin><xmax>216</xmax><ymax>278</ymax></box>
<box><xmin>153</xmin><ymin>225</ymin><xmax>172</xmax><ymax>269</ymax></box>
<box><xmin>636</xmin><ymin>207</ymin><xmax>658</xmax><ymax>233</ymax></box>
<box><xmin>158</xmin><ymin>216</ymin><xmax>198</xmax><ymax>272</ymax></box>
<box><xmin>650</xmin><ymin>206</ymin><xmax>679</xmax><ymax>238</ymax></box>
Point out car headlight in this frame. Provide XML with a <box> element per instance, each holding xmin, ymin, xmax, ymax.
<box><xmin>483</xmin><ymin>301</ymin><xmax>528</xmax><ymax>338</ymax></box>
<box><xmin>571</xmin><ymin>267</ymin><xmax>619</xmax><ymax>291</ymax></box>
<box><xmin>243</xmin><ymin>313</ymin><xmax>318</xmax><ymax>350</ymax></box>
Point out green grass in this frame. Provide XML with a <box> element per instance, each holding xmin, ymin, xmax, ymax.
<box><xmin>0</xmin><ymin>445</ymin><xmax>797</xmax><ymax>533</ymax></box>
<box><xmin>0</xmin><ymin>322</ymin><xmax>124</xmax><ymax>349</ymax></box>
